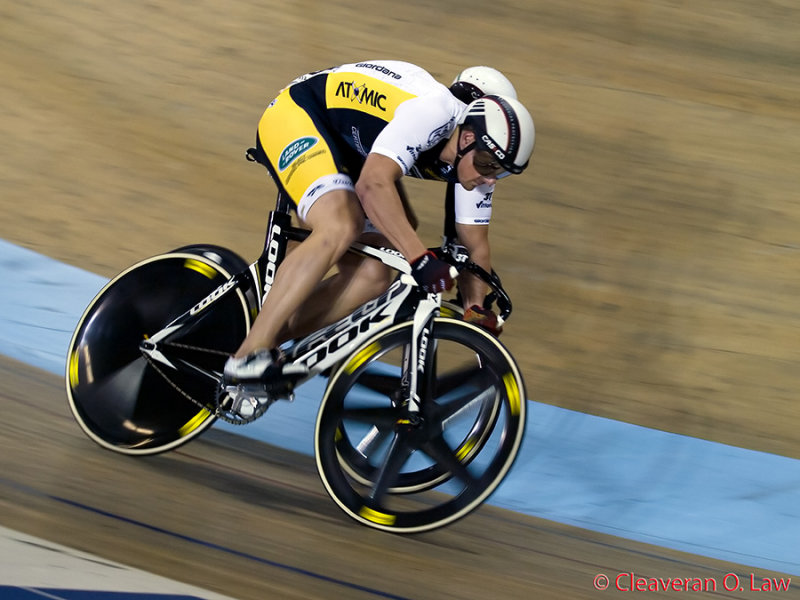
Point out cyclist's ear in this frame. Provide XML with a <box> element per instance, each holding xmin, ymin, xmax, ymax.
<box><xmin>458</xmin><ymin>127</ymin><xmax>476</xmax><ymax>147</ymax></box>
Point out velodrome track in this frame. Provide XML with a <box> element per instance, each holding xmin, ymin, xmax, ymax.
<box><xmin>2</xmin><ymin>1</ymin><xmax>799</xmax><ymax>597</ymax></box>
<box><xmin>0</xmin><ymin>336</ymin><xmax>796</xmax><ymax>599</ymax></box>
<box><xmin>1</xmin><ymin>242</ymin><xmax>798</xmax><ymax>599</ymax></box>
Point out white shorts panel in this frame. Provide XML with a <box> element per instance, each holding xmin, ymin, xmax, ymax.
<box><xmin>297</xmin><ymin>173</ymin><xmax>356</xmax><ymax>221</ymax></box>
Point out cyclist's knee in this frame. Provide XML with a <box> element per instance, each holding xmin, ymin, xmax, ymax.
<box><xmin>362</xmin><ymin>260</ymin><xmax>393</xmax><ymax>295</ymax></box>
<box><xmin>313</xmin><ymin>220</ymin><xmax>362</xmax><ymax>258</ymax></box>
<box><xmin>339</xmin><ymin>256</ymin><xmax>392</xmax><ymax>297</ymax></box>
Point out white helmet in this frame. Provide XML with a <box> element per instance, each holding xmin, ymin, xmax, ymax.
<box><xmin>459</xmin><ymin>94</ymin><xmax>535</xmax><ymax>175</ymax></box>
<box><xmin>450</xmin><ymin>66</ymin><xmax>518</xmax><ymax>103</ymax></box>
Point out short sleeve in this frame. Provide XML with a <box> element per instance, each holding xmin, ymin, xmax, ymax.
<box><xmin>454</xmin><ymin>182</ymin><xmax>494</xmax><ymax>225</ymax></box>
<box><xmin>370</xmin><ymin>94</ymin><xmax>459</xmax><ymax>175</ymax></box>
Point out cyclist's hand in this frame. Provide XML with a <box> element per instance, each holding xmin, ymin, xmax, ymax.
<box><xmin>464</xmin><ymin>304</ymin><xmax>503</xmax><ymax>336</ymax></box>
<box><xmin>410</xmin><ymin>251</ymin><xmax>455</xmax><ymax>293</ymax></box>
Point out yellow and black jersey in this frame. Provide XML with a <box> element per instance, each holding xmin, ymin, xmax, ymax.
<box><xmin>256</xmin><ymin>60</ymin><xmax>494</xmax><ymax>225</ymax></box>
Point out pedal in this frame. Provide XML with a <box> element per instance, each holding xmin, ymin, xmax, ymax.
<box><xmin>217</xmin><ymin>378</ymin><xmax>298</xmax><ymax>424</ymax></box>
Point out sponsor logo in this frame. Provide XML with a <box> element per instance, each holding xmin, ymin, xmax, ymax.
<box><xmin>262</xmin><ymin>223</ymin><xmax>283</xmax><ymax>299</ymax></box>
<box><xmin>417</xmin><ymin>328</ymin><xmax>430</xmax><ymax>373</ymax></box>
<box><xmin>331</xmin><ymin>175</ymin><xmax>352</xmax><ymax>187</ymax></box>
<box><xmin>289</xmin><ymin>67</ymin><xmax>332</xmax><ymax>86</ymax></box>
<box><xmin>285</xmin><ymin>148</ymin><xmax>327</xmax><ymax>184</ymax></box>
<box><xmin>335</xmin><ymin>81</ymin><xmax>387</xmax><ymax>111</ymax></box>
<box><xmin>304</xmin><ymin>176</ymin><xmax>353</xmax><ymax>200</ymax></box>
<box><xmin>379</xmin><ymin>247</ymin><xmax>404</xmax><ymax>258</ymax></box>
<box><xmin>481</xmin><ymin>134</ymin><xmax>506</xmax><ymax>161</ymax></box>
<box><xmin>351</xmin><ymin>126</ymin><xmax>367</xmax><ymax>157</ymax></box>
<box><xmin>476</xmin><ymin>192</ymin><xmax>493</xmax><ymax>209</ymax></box>
<box><xmin>406</xmin><ymin>144</ymin><xmax>421</xmax><ymax>161</ymax></box>
<box><xmin>427</xmin><ymin>119</ymin><xmax>454</xmax><ymax>145</ymax></box>
<box><xmin>306</xmin><ymin>184</ymin><xmax>325</xmax><ymax>198</ymax></box>
<box><xmin>355</xmin><ymin>62</ymin><xmax>402</xmax><ymax>79</ymax></box>
<box><xmin>292</xmin><ymin>280</ymin><xmax>407</xmax><ymax>369</ymax></box>
<box><xmin>278</xmin><ymin>137</ymin><xmax>318</xmax><ymax>171</ymax></box>
<box><xmin>190</xmin><ymin>279</ymin><xmax>237</xmax><ymax>315</ymax></box>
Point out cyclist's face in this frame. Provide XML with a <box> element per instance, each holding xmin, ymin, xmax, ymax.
<box><xmin>458</xmin><ymin>150</ymin><xmax>508</xmax><ymax>190</ymax></box>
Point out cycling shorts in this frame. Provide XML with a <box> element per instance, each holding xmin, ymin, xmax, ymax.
<box><xmin>256</xmin><ymin>88</ymin><xmax>358</xmax><ymax>221</ymax></box>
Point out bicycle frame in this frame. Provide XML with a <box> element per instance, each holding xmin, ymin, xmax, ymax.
<box><xmin>141</xmin><ymin>193</ymin><xmax>442</xmax><ymax>415</ymax></box>
<box><xmin>66</xmin><ymin>174</ymin><xmax>526</xmax><ymax>530</ymax></box>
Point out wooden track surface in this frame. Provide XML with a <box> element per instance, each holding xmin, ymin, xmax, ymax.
<box><xmin>2</xmin><ymin>356</ymin><xmax>794</xmax><ymax>599</ymax></box>
<box><xmin>1</xmin><ymin>1</ymin><xmax>798</xmax><ymax>596</ymax></box>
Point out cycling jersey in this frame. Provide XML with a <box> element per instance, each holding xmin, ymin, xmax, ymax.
<box><xmin>255</xmin><ymin>60</ymin><xmax>493</xmax><ymax>226</ymax></box>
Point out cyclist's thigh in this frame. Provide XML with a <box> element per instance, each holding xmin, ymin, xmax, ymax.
<box><xmin>336</xmin><ymin>231</ymin><xmax>393</xmax><ymax>272</ymax></box>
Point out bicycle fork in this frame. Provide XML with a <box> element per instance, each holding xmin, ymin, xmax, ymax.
<box><xmin>399</xmin><ymin>293</ymin><xmax>441</xmax><ymax>424</ymax></box>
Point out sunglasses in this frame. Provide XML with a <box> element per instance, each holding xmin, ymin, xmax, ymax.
<box><xmin>472</xmin><ymin>155</ymin><xmax>511</xmax><ymax>180</ymax></box>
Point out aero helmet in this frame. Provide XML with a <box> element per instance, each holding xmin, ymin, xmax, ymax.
<box><xmin>459</xmin><ymin>94</ymin><xmax>535</xmax><ymax>175</ymax></box>
<box><xmin>450</xmin><ymin>66</ymin><xmax>518</xmax><ymax>103</ymax></box>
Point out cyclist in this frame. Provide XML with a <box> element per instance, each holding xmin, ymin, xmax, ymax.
<box><xmin>224</xmin><ymin>60</ymin><xmax>535</xmax><ymax>398</ymax></box>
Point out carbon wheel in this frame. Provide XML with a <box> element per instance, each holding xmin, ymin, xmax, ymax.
<box><xmin>66</xmin><ymin>250</ymin><xmax>255</xmax><ymax>454</ymax></box>
<box><xmin>315</xmin><ymin>318</ymin><xmax>526</xmax><ymax>533</ymax></box>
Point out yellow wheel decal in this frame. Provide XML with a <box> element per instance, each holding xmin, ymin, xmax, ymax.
<box><xmin>440</xmin><ymin>305</ymin><xmax>462</xmax><ymax>318</ymax></box>
<box><xmin>359</xmin><ymin>505</ymin><xmax>396</xmax><ymax>526</ymax></box>
<box><xmin>455</xmin><ymin>436</ymin><xmax>478</xmax><ymax>462</ymax></box>
<box><xmin>183</xmin><ymin>258</ymin><xmax>217</xmax><ymax>279</ymax></box>
<box><xmin>68</xmin><ymin>348</ymin><xmax>80</xmax><ymax>388</ymax></box>
<box><xmin>503</xmin><ymin>372</ymin><xmax>521</xmax><ymax>417</ymax></box>
<box><xmin>178</xmin><ymin>407</ymin><xmax>213</xmax><ymax>437</ymax></box>
<box><xmin>344</xmin><ymin>341</ymin><xmax>382</xmax><ymax>374</ymax></box>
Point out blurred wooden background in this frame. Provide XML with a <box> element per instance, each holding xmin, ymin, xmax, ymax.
<box><xmin>1</xmin><ymin>0</ymin><xmax>798</xmax><ymax>456</ymax></box>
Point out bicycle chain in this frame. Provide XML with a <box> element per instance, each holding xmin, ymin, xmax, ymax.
<box><xmin>141</xmin><ymin>341</ymin><xmax>253</xmax><ymax>425</ymax></box>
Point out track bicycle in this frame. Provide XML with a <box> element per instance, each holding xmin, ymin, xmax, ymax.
<box><xmin>66</xmin><ymin>177</ymin><xmax>527</xmax><ymax>533</ymax></box>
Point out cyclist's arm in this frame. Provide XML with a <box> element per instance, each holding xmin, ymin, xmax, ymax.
<box><xmin>396</xmin><ymin>179</ymin><xmax>418</xmax><ymax>230</ymax></box>
<box><xmin>356</xmin><ymin>153</ymin><xmax>427</xmax><ymax>261</ymax></box>
<box><xmin>454</xmin><ymin>222</ymin><xmax>491</xmax><ymax>308</ymax></box>
<box><xmin>450</xmin><ymin>181</ymin><xmax>494</xmax><ymax>308</ymax></box>
<box><xmin>359</xmin><ymin>95</ymin><xmax>459</xmax><ymax>259</ymax></box>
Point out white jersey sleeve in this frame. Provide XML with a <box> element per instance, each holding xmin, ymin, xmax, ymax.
<box><xmin>454</xmin><ymin>182</ymin><xmax>494</xmax><ymax>225</ymax></box>
<box><xmin>370</xmin><ymin>93</ymin><xmax>460</xmax><ymax>175</ymax></box>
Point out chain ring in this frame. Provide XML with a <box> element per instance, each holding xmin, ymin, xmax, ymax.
<box><xmin>142</xmin><ymin>341</ymin><xmax>260</xmax><ymax>425</ymax></box>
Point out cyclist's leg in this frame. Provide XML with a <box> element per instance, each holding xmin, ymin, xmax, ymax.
<box><xmin>276</xmin><ymin>179</ymin><xmax>418</xmax><ymax>342</ymax></box>
<box><xmin>235</xmin><ymin>189</ymin><xmax>364</xmax><ymax>357</ymax></box>
<box><xmin>232</xmin><ymin>84</ymin><xmax>364</xmax><ymax>359</ymax></box>
<box><xmin>279</xmin><ymin>231</ymin><xmax>394</xmax><ymax>342</ymax></box>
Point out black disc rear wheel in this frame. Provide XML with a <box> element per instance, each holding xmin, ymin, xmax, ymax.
<box><xmin>66</xmin><ymin>250</ymin><xmax>254</xmax><ymax>454</ymax></box>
